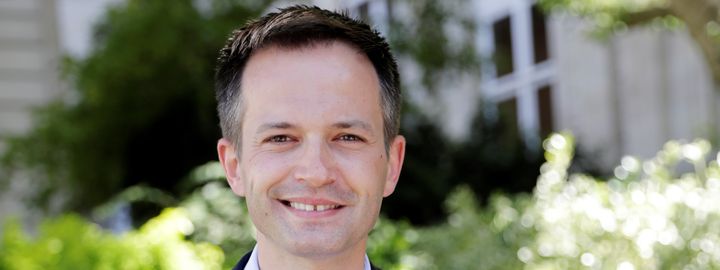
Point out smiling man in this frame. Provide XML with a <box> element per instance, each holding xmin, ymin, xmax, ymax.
<box><xmin>214</xmin><ymin>5</ymin><xmax>406</xmax><ymax>270</ymax></box>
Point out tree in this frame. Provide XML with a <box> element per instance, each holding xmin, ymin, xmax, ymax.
<box><xmin>538</xmin><ymin>0</ymin><xmax>720</xmax><ymax>86</ymax></box>
<box><xmin>1</xmin><ymin>0</ymin><xmax>273</xmax><ymax>214</ymax></box>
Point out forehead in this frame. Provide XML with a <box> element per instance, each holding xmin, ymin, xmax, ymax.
<box><xmin>240</xmin><ymin>41</ymin><xmax>382</xmax><ymax>130</ymax></box>
<box><xmin>243</xmin><ymin>40</ymin><xmax>371</xmax><ymax>78</ymax></box>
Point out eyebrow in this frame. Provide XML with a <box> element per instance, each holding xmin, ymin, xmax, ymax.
<box><xmin>332</xmin><ymin>120</ymin><xmax>373</xmax><ymax>132</ymax></box>
<box><xmin>255</xmin><ymin>120</ymin><xmax>374</xmax><ymax>134</ymax></box>
<box><xmin>256</xmin><ymin>122</ymin><xmax>295</xmax><ymax>134</ymax></box>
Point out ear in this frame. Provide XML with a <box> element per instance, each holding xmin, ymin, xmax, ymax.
<box><xmin>383</xmin><ymin>135</ymin><xmax>406</xmax><ymax>197</ymax></box>
<box><xmin>217</xmin><ymin>138</ymin><xmax>245</xmax><ymax>196</ymax></box>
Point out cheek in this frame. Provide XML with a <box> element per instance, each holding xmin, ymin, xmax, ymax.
<box><xmin>243</xmin><ymin>151</ymin><xmax>296</xmax><ymax>194</ymax></box>
<box><xmin>334</xmin><ymin>150</ymin><xmax>388</xmax><ymax>195</ymax></box>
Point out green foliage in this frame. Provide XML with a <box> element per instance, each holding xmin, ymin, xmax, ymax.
<box><xmin>179</xmin><ymin>163</ymin><xmax>256</xmax><ymax>269</ymax></box>
<box><xmin>387</xmin><ymin>106</ymin><xmax>543</xmax><ymax>225</ymax></box>
<box><xmin>367</xmin><ymin>218</ymin><xmax>418</xmax><ymax>270</ymax></box>
<box><xmin>0</xmin><ymin>208</ymin><xmax>223</xmax><ymax>270</ymax></box>
<box><xmin>510</xmin><ymin>135</ymin><xmax>720</xmax><ymax>269</ymax></box>
<box><xmin>537</xmin><ymin>0</ymin><xmax>677</xmax><ymax>36</ymax></box>
<box><xmin>0</xmin><ymin>0</ymin><xmax>272</xmax><ymax>213</ymax></box>
<box><xmin>93</xmin><ymin>161</ymin><xmax>255</xmax><ymax>269</ymax></box>
<box><xmin>379</xmin><ymin>133</ymin><xmax>720</xmax><ymax>269</ymax></box>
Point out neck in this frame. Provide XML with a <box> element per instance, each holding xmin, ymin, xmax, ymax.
<box><xmin>256</xmin><ymin>234</ymin><xmax>367</xmax><ymax>270</ymax></box>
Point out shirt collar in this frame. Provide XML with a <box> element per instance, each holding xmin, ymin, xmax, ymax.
<box><xmin>243</xmin><ymin>245</ymin><xmax>260</xmax><ymax>270</ymax></box>
<box><xmin>244</xmin><ymin>244</ymin><xmax>371</xmax><ymax>270</ymax></box>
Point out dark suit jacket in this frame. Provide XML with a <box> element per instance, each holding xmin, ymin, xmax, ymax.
<box><xmin>232</xmin><ymin>250</ymin><xmax>381</xmax><ymax>270</ymax></box>
<box><xmin>231</xmin><ymin>251</ymin><xmax>252</xmax><ymax>270</ymax></box>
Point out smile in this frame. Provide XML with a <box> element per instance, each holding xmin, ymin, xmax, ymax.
<box><xmin>281</xmin><ymin>200</ymin><xmax>344</xmax><ymax>212</ymax></box>
<box><xmin>290</xmin><ymin>202</ymin><xmax>340</xmax><ymax>212</ymax></box>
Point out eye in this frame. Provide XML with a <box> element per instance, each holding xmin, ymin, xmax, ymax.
<box><xmin>264</xmin><ymin>135</ymin><xmax>293</xmax><ymax>143</ymax></box>
<box><xmin>337</xmin><ymin>134</ymin><xmax>364</xmax><ymax>142</ymax></box>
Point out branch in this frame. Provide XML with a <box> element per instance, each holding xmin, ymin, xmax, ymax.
<box><xmin>620</xmin><ymin>7</ymin><xmax>674</xmax><ymax>26</ymax></box>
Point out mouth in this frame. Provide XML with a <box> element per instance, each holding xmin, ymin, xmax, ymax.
<box><xmin>280</xmin><ymin>200</ymin><xmax>345</xmax><ymax>212</ymax></box>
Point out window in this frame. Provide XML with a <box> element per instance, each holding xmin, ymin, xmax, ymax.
<box><xmin>537</xmin><ymin>85</ymin><xmax>554</xmax><ymax>138</ymax></box>
<box><xmin>493</xmin><ymin>16</ymin><xmax>514</xmax><ymax>77</ymax></box>
<box><xmin>531</xmin><ymin>5</ymin><xmax>549</xmax><ymax>64</ymax></box>
<box><xmin>482</xmin><ymin>2</ymin><xmax>556</xmax><ymax>145</ymax></box>
<box><xmin>498</xmin><ymin>97</ymin><xmax>519</xmax><ymax>143</ymax></box>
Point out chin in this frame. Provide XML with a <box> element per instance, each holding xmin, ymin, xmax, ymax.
<box><xmin>285</xmin><ymin>235</ymin><xmax>356</xmax><ymax>258</ymax></box>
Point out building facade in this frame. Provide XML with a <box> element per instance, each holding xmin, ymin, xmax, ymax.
<box><xmin>0</xmin><ymin>0</ymin><xmax>64</xmax><ymax>222</ymax></box>
<box><xmin>338</xmin><ymin>0</ymin><xmax>718</xmax><ymax>170</ymax></box>
<box><xmin>0</xmin><ymin>0</ymin><xmax>62</xmax><ymax>139</ymax></box>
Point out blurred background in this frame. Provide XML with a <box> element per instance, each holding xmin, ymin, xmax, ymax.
<box><xmin>2</xmin><ymin>0</ymin><xmax>720</xmax><ymax>269</ymax></box>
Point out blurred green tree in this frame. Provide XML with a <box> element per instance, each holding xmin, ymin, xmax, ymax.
<box><xmin>387</xmin><ymin>0</ymin><xmax>480</xmax><ymax>95</ymax></box>
<box><xmin>0</xmin><ymin>0</ymin><xmax>273</xmax><ymax>214</ymax></box>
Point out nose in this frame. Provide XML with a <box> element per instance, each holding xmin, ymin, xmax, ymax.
<box><xmin>293</xmin><ymin>138</ymin><xmax>335</xmax><ymax>187</ymax></box>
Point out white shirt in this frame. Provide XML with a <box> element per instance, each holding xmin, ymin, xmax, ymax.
<box><xmin>243</xmin><ymin>245</ymin><xmax>372</xmax><ymax>270</ymax></box>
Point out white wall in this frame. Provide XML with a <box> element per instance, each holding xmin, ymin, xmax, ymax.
<box><xmin>0</xmin><ymin>0</ymin><xmax>62</xmax><ymax>136</ymax></box>
<box><xmin>550</xmin><ymin>13</ymin><xmax>717</xmax><ymax>168</ymax></box>
<box><xmin>549</xmin><ymin>14</ymin><xmax>621</xmax><ymax>169</ymax></box>
<box><xmin>56</xmin><ymin>0</ymin><xmax>124</xmax><ymax>58</ymax></box>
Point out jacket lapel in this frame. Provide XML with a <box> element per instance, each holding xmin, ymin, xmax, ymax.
<box><xmin>232</xmin><ymin>250</ymin><xmax>253</xmax><ymax>270</ymax></box>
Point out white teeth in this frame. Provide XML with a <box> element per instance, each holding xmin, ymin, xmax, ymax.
<box><xmin>289</xmin><ymin>202</ymin><xmax>339</xmax><ymax>212</ymax></box>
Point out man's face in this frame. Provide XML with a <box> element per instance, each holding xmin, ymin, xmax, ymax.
<box><xmin>218</xmin><ymin>41</ymin><xmax>405</xmax><ymax>258</ymax></box>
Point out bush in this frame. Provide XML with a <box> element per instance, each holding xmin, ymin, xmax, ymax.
<box><xmin>377</xmin><ymin>133</ymin><xmax>720</xmax><ymax>269</ymax></box>
<box><xmin>0</xmin><ymin>208</ymin><xmax>223</xmax><ymax>270</ymax></box>
<box><xmin>509</xmin><ymin>134</ymin><xmax>720</xmax><ymax>269</ymax></box>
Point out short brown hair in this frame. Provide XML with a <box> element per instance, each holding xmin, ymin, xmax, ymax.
<box><xmin>214</xmin><ymin>5</ymin><xmax>401</xmax><ymax>149</ymax></box>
